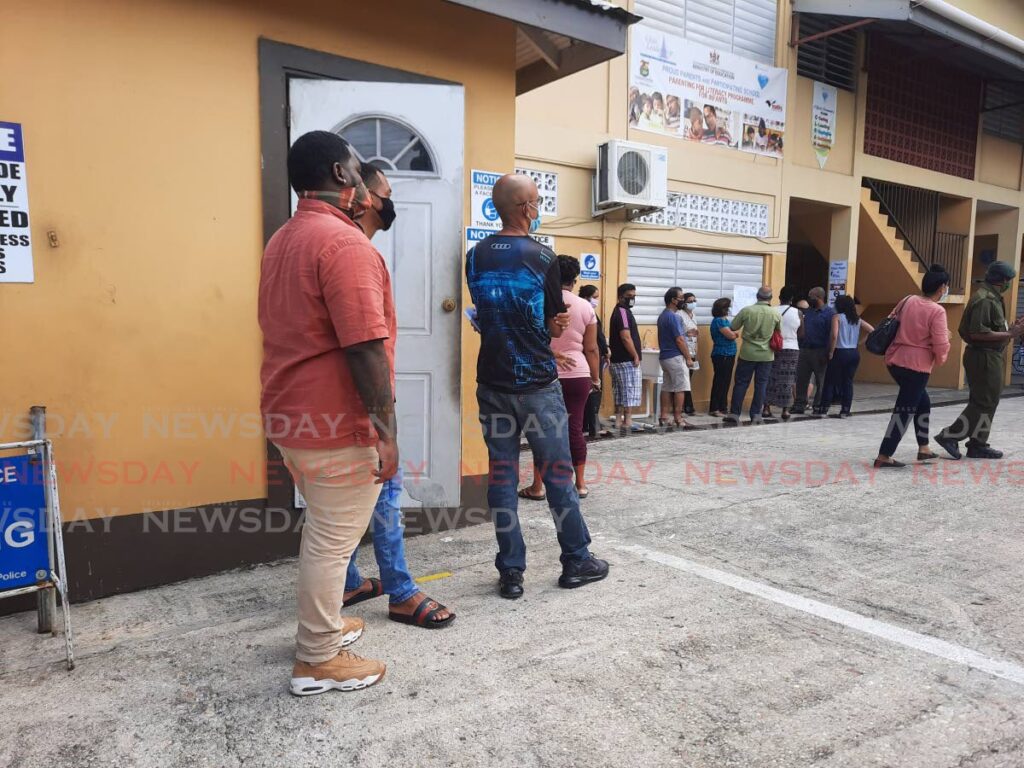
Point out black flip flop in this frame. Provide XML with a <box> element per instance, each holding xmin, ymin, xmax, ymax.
<box><xmin>343</xmin><ymin>577</ymin><xmax>384</xmax><ymax>607</ymax></box>
<box><xmin>389</xmin><ymin>597</ymin><xmax>456</xmax><ymax>630</ymax></box>
<box><xmin>518</xmin><ymin>488</ymin><xmax>546</xmax><ymax>501</ymax></box>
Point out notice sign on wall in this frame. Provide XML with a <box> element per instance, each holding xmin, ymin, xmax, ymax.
<box><xmin>812</xmin><ymin>82</ymin><xmax>837</xmax><ymax>169</ymax></box>
<box><xmin>471</xmin><ymin>170</ymin><xmax>502</xmax><ymax>231</ymax></box>
<box><xmin>0</xmin><ymin>122</ymin><xmax>33</xmax><ymax>283</ymax></box>
<box><xmin>829</xmin><ymin>260</ymin><xmax>848</xmax><ymax>307</ymax></box>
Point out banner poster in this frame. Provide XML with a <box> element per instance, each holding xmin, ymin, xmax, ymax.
<box><xmin>812</xmin><ymin>81</ymin><xmax>837</xmax><ymax>169</ymax></box>
<box><xmin>629</xmin><ymin>25</ymin><xmax>787</xmax><ymax>158</ymax></box>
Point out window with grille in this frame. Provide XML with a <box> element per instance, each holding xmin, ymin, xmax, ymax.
<box><xmin>864</xmin><ymin>35</ymin><xmax>980</xmax><ymax>180</ymax></box>
<box><xmin>336</xmin><ymin>116</ymin><xmax>437</xmax><ymax>176</ymax></box>
<box><xmin>983</xmin><ymin>82</ymin><xmax>1024</xmax><ymax>144</ymax></box>
<box><xmin>627</xmin><ymin>245</ymin><xmax>764</xmax><ymax>326</ymax></box>
<box><xmin>634</xmin><ymin>0</ymin><xmax>777</xmax><ymax>65</ymax></box>
<box><xmin>795</xmin><ymin>14</ymin><xmax>858</xmax><ymax>92</ymax></box>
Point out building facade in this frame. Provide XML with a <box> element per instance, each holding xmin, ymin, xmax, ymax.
<box><xmin>518</xmin><ymin>0</ymin><xmax>1024</xmax><ymax>409</ymax></box>
<box><xmin>1</xmin><ymin>0</ymin><xmax>1021</xmax><ymax>606</ymax></box>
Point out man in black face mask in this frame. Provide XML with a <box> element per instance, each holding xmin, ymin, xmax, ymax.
<box><xmin>357</xmin><ymin>162</ymin><xmax>397</xmax><ymax>238</ymax></box>
<box><xmin>343</xmin><ymin>161</ymin><xmax>456</xmax><ymax>629</ymax></box>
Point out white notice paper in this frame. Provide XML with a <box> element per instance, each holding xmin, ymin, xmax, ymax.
<box><xmin>0</xmin><ymin>121</ymin><xmax>33</xmax><ymax>283</ymax></box>
<box><xmin>732</xmin><ymin>285</ymin><xmax>759</xmax><ymax>313</ymax></box>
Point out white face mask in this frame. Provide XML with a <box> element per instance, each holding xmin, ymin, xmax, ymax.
<box><xmin>941</xmin><ymin>287</ymin><xmax>949</xmax><ymax>300</ymax></box>
<box><xmin>588</xmin><ymin>297</ymin><xmax>599</xmax><ymax>308</ymax></box>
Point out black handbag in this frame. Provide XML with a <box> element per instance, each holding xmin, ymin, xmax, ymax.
<box><xmin>865</xmin><ymin>297</ymin><xmax>910</xmax><ymax>355</ymax></box>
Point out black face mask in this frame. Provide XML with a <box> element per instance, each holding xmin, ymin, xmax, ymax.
<box><xmin>377</xmin><ymin>196</ymin><xmax>397</xmax><ymax>231</ymax></box>
<box><xmin>622</xmin><ymin>297</ymin><xmax>635</xmax><ymax>309</ymax></box>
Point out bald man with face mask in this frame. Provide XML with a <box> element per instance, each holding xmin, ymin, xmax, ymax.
<box><xmin>466</xmin><ymin>173</ymin><xmax>609</xmax><ymax>600</ymax></box>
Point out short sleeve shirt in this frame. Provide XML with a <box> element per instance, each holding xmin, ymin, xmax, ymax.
<box><xmin>551</xmin><ymin>290</ymin><xmax>597</xmax><ymax>379</ymax></box>
<box><xmin>609</xmin><ymin>303</ymin><xmax>642</xmax><ymax>363</ymax></box>
<box><xmin>466</xmin><ymin>235</ymin><xmax>564</xmax><ymax>393</ymax></box>
<box><xmin>710</xmin><ymin>317</ymin><xmax>737</xmax><ymax>356</ymax></box>
<box><xmin>657</xmin><ymin>309</ymin><xmax>685</xmax><ymax>360</ymax></box>
<box><xmin>960</xmin><ymin>284</ymin><xmax>1009</xmax><ymax>353</ymax></box>
<box><xmin>259</xmin><ymin>199</ymin><xmax>397</xmax><ymax>449</ymax></box>
<box><xmin>777</xmin><ymin>305</ymin><xmax>801</xmax><ymax>350</ymax></box>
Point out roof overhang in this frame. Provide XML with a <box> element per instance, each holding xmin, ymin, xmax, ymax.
<box><xmin>443</xmin><ymin>0</ymin><xmax>641</xmax><ymax>94</ymax></box>
<box><xmin>793</xmin><ymin>0</ymin><xmax>1024</xmax><ymax>80</ymax></box>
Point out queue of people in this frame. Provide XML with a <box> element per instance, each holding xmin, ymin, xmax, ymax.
<box><xmin>259</xmin><ymin>132</ymin><xmax>1021</xmax><ymax>699</ymax></box>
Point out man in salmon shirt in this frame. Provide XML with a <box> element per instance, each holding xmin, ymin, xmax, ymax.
<box><xmin>259</xmin><ymin>131</ymin><xmax>396</xmax><ymax>696</ymax></box>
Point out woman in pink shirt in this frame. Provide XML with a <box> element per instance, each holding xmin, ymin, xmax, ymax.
<box><xmin>520</xmin><ymin>255</ymin><xmax>601</xmax><ymax>499</ymax></box>
<box><xmin>874</xmin><ymin>265</ymin><xmax>952</xmax><ymax>468</ymax></box>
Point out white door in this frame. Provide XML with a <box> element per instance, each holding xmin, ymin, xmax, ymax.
<box><xmin>289</xmin><ymin>79</ymin><xmax>464</xmax><ymax>508</ymax></box>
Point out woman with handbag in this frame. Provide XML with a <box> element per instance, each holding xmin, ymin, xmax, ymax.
<box><xmin>873</xmin><ymin>265</ymin><xmax>951</xmax><ymax>468</ymax></box>
<box><xmin>764</xmin><ymin>286</ymin><xmax>802</xmax><ymax>420</ymax></box>
<box><xmin>820</xmin><ymin>295</ymin><xmax>874</xmax><ymax>417</ymax></box>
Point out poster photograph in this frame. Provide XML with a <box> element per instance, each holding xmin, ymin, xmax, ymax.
<box><xmin>629</xmin><ymin>25</ymin><xmax>788</xmax><ymax>158</ymax></box>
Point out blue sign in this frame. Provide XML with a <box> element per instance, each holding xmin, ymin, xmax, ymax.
<box><xmin>0</xmin><ymin>454</ymin><xmax>49</xmax><ymax>590</ymax></box>
<box><xmin>0</xmin><ymin>122</ymin><xmax>25</xmax><ymax>164</ymax></box>
<box><xmin>580</xmin><ymin>252</ymin><xmax>601</xmax><ymax>280</ymax></box>
<box><xmin>482</xmin><ymin>198</ymin><xmax>498</xmax><ymax>222</ymax></box>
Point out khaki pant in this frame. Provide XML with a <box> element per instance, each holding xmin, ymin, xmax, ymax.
<box><xmin>276</xmin><ymin>443</ymin><xmax>380</xmax><ymax>663</ymax></box>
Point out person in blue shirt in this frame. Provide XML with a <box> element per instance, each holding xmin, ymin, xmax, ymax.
<box><xmin>709</xmin><ymin>297</ymin><xmax>739</xmax><ymax>416</ymax></box>
<box><xmin>657</xmin><ymin>287</ymin><xmax>695</xmax><ymax>427</ymax></box>
<box><xmin>466</xmin><ymin>173</ymin><xmax>609</xmax><ymax>600</ymax></box>
<box><xmin>792</xmin><ymin>287</ymin><xmax>835</xmax><ymax>415</ymax></box>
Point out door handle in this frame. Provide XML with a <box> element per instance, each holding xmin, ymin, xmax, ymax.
<box><xmin>441</xmin><ymin>298</ymin><xmax>457</xmax><ymax>313</ymax></box>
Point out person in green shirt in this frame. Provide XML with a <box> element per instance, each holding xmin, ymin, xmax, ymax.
<box><xmin>935</xmin><ymin>261</ymin><xmax>1024</xmax><ymax>459</ymax></box>
<box><xmin>724</xmin><ymin>286</ymin><xmax>782</xmax><ymax>425</ymax></box>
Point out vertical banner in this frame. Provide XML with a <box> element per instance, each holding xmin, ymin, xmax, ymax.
<box><xmin>828</xmin><ymin>260</ymin><xmax>848</xmax><ymax>307</ymax></box>
<box><xmin>629</xmin><ymin>25</ymin><xmax>788</xmax><ymax>157</ymax></box>
<box><xmin>0</xmin><ymin>121</ymin><xmax>33</xmax><ymax>283</ymax></box>
<box><xmin>812</xmin><ymin>82</ymin><xmax>837</xmax><ymax>169</ymax></box>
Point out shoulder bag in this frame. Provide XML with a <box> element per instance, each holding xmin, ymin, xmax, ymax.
<box><xmin>865</xmin><ymin>296</ymin><xmax>911</xmax><ymax>355</ymax></box>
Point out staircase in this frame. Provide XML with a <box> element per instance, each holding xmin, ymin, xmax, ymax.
<box><xmin>858</xmin><ymin>186</ymin><xmax>928</xmax><ymax>304</ymax></box>
<box><xmin>861</xmin><ymin>179</ymin><xmax>967</xmax><ymax>295</ymax></box>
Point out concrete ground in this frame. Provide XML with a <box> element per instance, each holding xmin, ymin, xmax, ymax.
<box><xmin>2</xmin><ymin>397</ymin><xmax>1024</xmax><ymax>768</ymax></box>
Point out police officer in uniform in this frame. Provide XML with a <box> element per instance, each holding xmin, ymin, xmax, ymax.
<box><xmin>935</xmin><ymin>261</ymin><xmax>1024</xmax><ymax>460</ymax></box>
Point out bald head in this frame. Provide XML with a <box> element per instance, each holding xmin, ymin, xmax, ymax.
<box><xmin>492</xmin><ymin>173</ymin><xmax>539</xmax><ymax>232</ymax></box>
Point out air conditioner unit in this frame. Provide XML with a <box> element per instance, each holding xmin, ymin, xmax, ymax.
<box><xmin>594</xmin><ymin>139</ymin><xmax>668</xmax><ymax>214</ymax></box>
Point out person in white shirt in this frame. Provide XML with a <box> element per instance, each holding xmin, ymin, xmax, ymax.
<box><xmin>764</xmin><ymin>286</ymin><xmax>802</xmax><ymax>420</ymax></box>
<box><xmin>678</xmin><ymin>292</ymin><xmax>700</xmax><ymax>415</ymax></box>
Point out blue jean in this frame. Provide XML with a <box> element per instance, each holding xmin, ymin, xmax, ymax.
<box><xmin>477</xmin><ymin>381</ymin><xmax>593</xmax><ymax>573</ymax></box>
<box><xmin>344</xmin><ymin>467</ymin><xmax>419</xmax><ymax>604</ymax></box>
<box><xmin>823</xmin><ymin>348</ymin><xmax>860</xmax><ymax>413</ymax></box>
<box><xmin>730</xmin><ymin>359</ymin><xmax>773</xmax><ymax>419</ymax></box>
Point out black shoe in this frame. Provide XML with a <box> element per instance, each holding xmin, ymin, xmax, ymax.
<box><xmin>934</xmin><ymin>434</ymin><xmax>962</xmax><ymax>460</ymax></box>
<box><xmin>722</xmin><ymin>414</ymin><xmax>739</xmax><ymax>425</ymax></box>
<box><xmin>789</xmin><ymin>407</ymin><xmax>805</xmax><ymax>415</ymax></box>
<box><xmin>966</xmin><ymin>444</ymin><xmax>1003</xmax><ymax>460</ymax></box>
<box><xmin>558</xmin><ymin>557</ymin><xmax>609</xmax><ymax>589</ymax></box>
<box><xmin>498</xmin><ymin>569</ymin><xmax>524</xmax><ymax>599</ymax></box>
<box><xmin>684</xmin><ymin>407</ymin><xmax>696</xmax><ymax>416</ymax></box>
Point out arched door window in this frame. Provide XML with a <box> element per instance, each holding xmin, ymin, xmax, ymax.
<box><xmin>336</xmin><ymin>116</ymin><xmax>438</xmax><ymax>177</ymax></box>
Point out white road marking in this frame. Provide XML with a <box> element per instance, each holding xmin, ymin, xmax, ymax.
<box><xmin>615</xmin><ymin>541</ymin><xmax>1024</xmax><ymax>687</ymax></box>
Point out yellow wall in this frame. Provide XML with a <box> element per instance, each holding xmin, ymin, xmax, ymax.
<box><xmin>517</xmin><ymin>0</ymin><xmax>1024</xmax><ymax>405</ymax></box>
<box><xmin>1</xmin><ymin>0</ymin><xmax>515</xmax><ymax>520</ymax></box>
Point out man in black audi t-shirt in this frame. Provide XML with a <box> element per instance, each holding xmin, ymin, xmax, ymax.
<box><xmin>466</xmin><ymin>173</ymin><xmax>609</xmax><ymax>600</ymax></box>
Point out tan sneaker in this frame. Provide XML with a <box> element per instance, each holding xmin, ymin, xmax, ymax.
<box><xmin>339</xmin><ymin>616</ymin><xmax>364</xmax><ymax>648</ymax></box>
<box><xmin>290</xmin><ymin>650</ymin><xmax>386</xmax><ymax>696</ymax></box>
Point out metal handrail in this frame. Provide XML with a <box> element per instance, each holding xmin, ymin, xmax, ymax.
<box><xmin>864</xmin><ymin>178</ymin><xmax>967</xmax><ymax>293</ymax></box>
<box><xmin>864</xmin><ymin>178</ymin><xmax>931</xmax><ymax>266</ymax></box>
